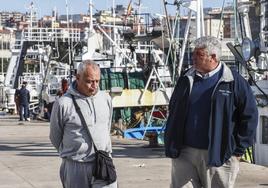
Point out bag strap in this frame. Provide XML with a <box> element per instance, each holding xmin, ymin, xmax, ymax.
<box><xmin>71</xmin><ymin>94</ymin><xmax>98</xmax><ymax>152</ymax></box>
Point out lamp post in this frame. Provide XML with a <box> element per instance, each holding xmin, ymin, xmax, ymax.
<box><xmin>1</xmin><ymin>38</ymin><xmax>3</xmax><ymax>76</ymax></box>
<box><xmin>0</xmin><ymin>35</ymin><xmax>3</xmax><ymax>75</ymax></box>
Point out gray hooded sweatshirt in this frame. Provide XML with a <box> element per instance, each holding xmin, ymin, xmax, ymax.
<box><xmin>49</xmin><ymin>81</ymin><xmax>113</xmax><ymax>162</ymax></box>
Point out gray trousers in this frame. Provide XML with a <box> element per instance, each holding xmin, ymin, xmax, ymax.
<box><xmin>60</xmin><ymin>159</ymin><xmax>117</xmax><ymax>188</ymax></box>
<box><xmin>170</xmin><ymin>147</ymin><xmax>239</xmax><ymax>188</ymax></box>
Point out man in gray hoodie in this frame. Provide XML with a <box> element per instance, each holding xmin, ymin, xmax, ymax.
<box><xmin>49</xmin><ymin>60</ymin><xmax>117</xmax><ymax>188</ymax></box>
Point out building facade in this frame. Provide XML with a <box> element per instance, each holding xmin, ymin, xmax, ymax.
<box><xmin>0</xmin><ymin>29</ymin><xmax>15</xmax><ymax>76</ymax></box>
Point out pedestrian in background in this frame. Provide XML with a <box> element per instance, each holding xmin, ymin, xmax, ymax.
<box><xmin>164</xmin><ymin>36</ymin><xmax>258</xmax><ymax>188</ymax></box>
<box><xmin>14</xmin><ymin>88</ymin><xmax>20</xmax><ymax>115</ymax></box>
<box><xmin>50</xmin><ymin>60</ymin><xmax>117</xmax><ymax>188</ymax></box>
<box><xmin>19</xmin><ymin>81</ymin><xmax>30</xmax><ymax>121</ymax></box>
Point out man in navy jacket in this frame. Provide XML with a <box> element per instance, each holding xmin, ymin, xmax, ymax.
<box><xmin>18</xmin><ymin>81</ymin><xmax>30</xmax><ymax>121</ymax></box>
<box><xmin>164</xmin><ymin>36</ymin><xmax>258</xmax><ymax>188</ymax></box>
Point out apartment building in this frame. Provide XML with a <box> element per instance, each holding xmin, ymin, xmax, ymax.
<box><xmin>0</xmin><ymin>29</ymin><xmax>15</xmax><ymax>76</ymax></box>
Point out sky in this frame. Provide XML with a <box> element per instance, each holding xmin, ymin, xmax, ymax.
<box><xmin>0</xmin><ymin>0</ymin><xmax>226</xmax><ymax>17</ymax></box>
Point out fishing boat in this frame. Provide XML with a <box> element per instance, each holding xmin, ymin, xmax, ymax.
<box><xmin>0</xmin><ymin>1</ymin><xmax>173</xmax><ymax>137</ymax></box>
<box><xmin>0</xmin><ymin>3</ymin><xmax>80</xmax><ymax>113</ymax></box>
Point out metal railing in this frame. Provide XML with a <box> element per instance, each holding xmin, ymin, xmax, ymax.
<box><xmin>23</xmin><ymin>27</ymin><xmax>81</xmax><ymax>42</ymax></box>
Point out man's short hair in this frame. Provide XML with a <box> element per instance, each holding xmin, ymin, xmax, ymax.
<box><xmin>77</xmin><ymin>60</ymin><xmax>100</xmax><ymax>75</ymax></box>
<box><xmin>194</xmin><ymin>36</ymin><xmax>222</xmax><ymax>60</ymax></box>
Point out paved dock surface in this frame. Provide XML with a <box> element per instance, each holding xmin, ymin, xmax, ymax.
<box><xmin>0</xmin><ymin>115</ymin><xmax>268</xmax><ymax>188</ymax></box>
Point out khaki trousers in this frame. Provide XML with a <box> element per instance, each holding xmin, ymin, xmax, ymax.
<box><xmin>170</xmin><ymin>147</ymin><xmax>240</xmax><ymax>188</ymax></box>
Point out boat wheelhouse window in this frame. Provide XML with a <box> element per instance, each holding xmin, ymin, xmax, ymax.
<box><xmin>261</xmin><ymin>116</ymin><xmax>268</xmax><ymax>145</ymax></box>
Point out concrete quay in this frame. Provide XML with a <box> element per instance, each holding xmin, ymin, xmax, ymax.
<box><xmin>0</xmin><ymin>115</ymin><xmax>267</xmax><ymax>188</ymax></box>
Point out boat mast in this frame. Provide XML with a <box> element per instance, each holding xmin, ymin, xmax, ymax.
<box><xmin>137</xmin><ymin>0</ymin><xmax>141</xmax><ymax>36</ymax></box>
<box><xmin>196</xmin><ymin>0</ymin><xmax>205</xmax><ymax>37</ymax></box>
<box><xmin>258</xmin><ymin>0</ymin><xmax>268</xmax><ymax>70</ymax></box>
<box><xmin>27</xmin><ymin>2</ymin><xmax>37</xmax><ymax>41</ymax></box>
<box><xmin>162</xmin><ymin>0</ymin><xmax>172</xmax><ymax>39</ymax></box>
<box><xmin>112</xmin><ymin>0</ymin><xmax>116</xmax><ymax>54</ymax></box>
<box><xmin>137</xmin><ymin>0</ymin><xmax>141</xmax><ymax>49</ymax></box>
<box><xmin>65</xmin><ymin>0</ymin><xmax>73</xmax><ymax>81</ymax></box>
<box><xmin>237</xmin><ymin>0</ymin><xmax>252</xmax><ymax>39</ymax></box>
<box><xmin>89</xmin><ymin>0</ymin><xmax>93</xmax><ymax>31</ymax></box>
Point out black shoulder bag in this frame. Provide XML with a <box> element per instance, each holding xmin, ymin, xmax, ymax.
<box><xmin>71</xmin><ymin>95</ymin><xmax>117</xmax><ymax>184</ymax></box>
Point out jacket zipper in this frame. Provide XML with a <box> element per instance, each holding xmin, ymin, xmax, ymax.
<box><xmin>91</xmin><ymin>98</ymin><xmax>96</xmax><ymax>124</ymax></box>
<box><xmin>207</xmin><ymin>77</ymin><xmax>224</xmax><ymax>164</ymax></box>
<box><xmin>85</xmin><ymin>98</ymin><xmax>96</xmax><ymax>125</ymax></box>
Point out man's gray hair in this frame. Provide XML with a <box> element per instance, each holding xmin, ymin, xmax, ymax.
<box><xmin>77</xmin><ymin>60</ymin><xmax>100</xmax><ymax>75</ymax></box>
<box><xmin>194</xmin><ymin>36</ymin><xmax>222</xmax><ymax>60</ymax></box>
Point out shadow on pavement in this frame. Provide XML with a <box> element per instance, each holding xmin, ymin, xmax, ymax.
<box><xmin>112</xmin><ymin>141</ymin><xmax>166</xmax><ymax>159</ymax></box>
<box><xmin>0</xmin><ymin>141</ymin><xmax>58</xmax><ymax>157</ymax></box>
<box><xmin>0</xmin><ymin>138</ymin><xmax>166</xmax><ymax>159</ymax></box>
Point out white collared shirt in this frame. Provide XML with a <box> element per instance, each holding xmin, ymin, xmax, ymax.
<box><xmin>195</xmin><ymin>62</ymin><xmax>222</xmax><ymax>79</ymax></box>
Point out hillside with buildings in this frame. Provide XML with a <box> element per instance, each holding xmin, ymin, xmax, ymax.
<box><xmin>0</xmin><ymin>2</ymin><xmax>261</xmax><ymax>76</ymax></box>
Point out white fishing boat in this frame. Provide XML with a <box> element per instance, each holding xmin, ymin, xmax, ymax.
<box><xmin>0</xmin><ymin>2</ymin><xmax>81</xmax><ymax>112</ymax></box>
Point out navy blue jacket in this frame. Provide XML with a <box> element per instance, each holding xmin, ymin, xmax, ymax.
<box><xmin>164</xmin><ymin>63</ymin><xmax>258</xmax><ymax>167</ymax></box>
<box><xmin>19</xmin><ymin>86</ymin><xmax>30</xmax><ymax>105</ymax></box>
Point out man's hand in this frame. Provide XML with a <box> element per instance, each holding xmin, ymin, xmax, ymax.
<box><xmin>236</xmin><ymin>156</ymin><xmax>241</xmax><ymax>161</ymax></box>
<box><xmin>233</xmin><ymin>155</ymin><xmax>242</xmax><ymax>161</ymax></box>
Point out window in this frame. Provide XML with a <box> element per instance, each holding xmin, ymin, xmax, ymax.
<box><xmin>261</xmin><ymin>116</ymin><xmax>268</xmax><ymax>144</ymax></box>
